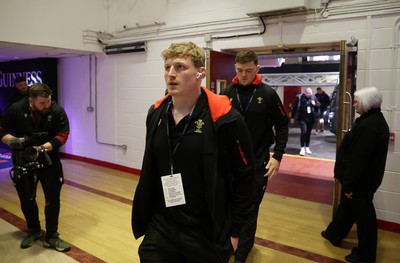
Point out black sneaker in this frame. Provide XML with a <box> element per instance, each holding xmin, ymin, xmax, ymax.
<box><xmin>20</xmin><ymin>230</ymin><xmax>41</xmax><ymax>248</ymax></box>
<box><xmin>321</xmin><ymin>231</ymin><xmax>342</xmax><ymax>247</ymax></box>
<box><xmin>345</xmin><ymin>247</ymin><xmax>376</xmax><ymax>263</ymax></box>
<box><xmin>43</xmin><ymin>233</ymin><xmax>71</xmax><ymax>252</ymax></box>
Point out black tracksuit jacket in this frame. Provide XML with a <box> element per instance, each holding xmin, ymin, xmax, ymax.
<box><xmin>132</xmin><ymin>88</ymin><xmax>255</xmax><ymax>248</ymax></box>
<box><xmin>221</xmin><ymin>74</ymin><xmax>289</xmax><ymax>169</ymax></box>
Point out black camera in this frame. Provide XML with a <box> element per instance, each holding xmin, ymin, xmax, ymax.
<box><xmin>9</xmin><ymin>133</ymin><xmax>52</xmax><ymax>200</ymax></box>
<box><xmin>21</xmin><ymin>146</ymin><xmax>52</xmax><ymax>167</ymax></box>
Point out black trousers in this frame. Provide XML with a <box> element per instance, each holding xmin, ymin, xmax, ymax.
<box><xmin>139</xmin><ymin>213</ymin><xmax>233</xmax><ymax>263</ymax></box>
<box><xmin>324</xmin><ymin>189</ymin><xmax>377</xmax><ymax>260</ymax></box>
<box><xmin>299</xmin><ymin>120</ymin><xmax>314</xmax><ymax>147</ymax></box>
<box><xmin>15</xmin><ymin>161</ymin><xmax>64</xmax><ymax>238</ymax></box>
<box><xmin>234</xmin><ymin>166</ymin><xmax>268</xmax><ymax>262</ymax></box>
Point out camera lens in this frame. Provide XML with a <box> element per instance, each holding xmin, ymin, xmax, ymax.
<box><xmin>22</xmin><ymin>147</ymin><xmax>38</xmax><ymax>162</ymax></box>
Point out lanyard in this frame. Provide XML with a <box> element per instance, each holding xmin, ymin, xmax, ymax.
<box><xmin>166</xmin><ymin>101</ymin><xmax>195</xmax><ymax>175</ymax></box>
<box><xmin>235</xmin><ymin>86</ymin><xmax>257</xmax><ymax>115</ymax></box>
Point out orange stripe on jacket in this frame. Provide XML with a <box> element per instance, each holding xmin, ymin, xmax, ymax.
<box><xmin>153</xmin><ymin>87</ymin><xmax>232</xmax><ymax>123</ymax></box>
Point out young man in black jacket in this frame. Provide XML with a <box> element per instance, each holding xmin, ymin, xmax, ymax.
<box><xmin>0</xmin><ymin>83</ymin><xmax>71</xmax><ymax>252</ymax></box>
<box><xmin>131</xmin><ymin>42</ymin><xmax>255</xmax><ymax>263</ymax></box>
<box><xmin>220</xmin><ymin>50</ymin><xmax>289</xmax><ymax>263</ymax></box>
<box><xmin>7</xmin><ymin>77</ymin><xmax>30</xmax><ymax>108</ymax></box>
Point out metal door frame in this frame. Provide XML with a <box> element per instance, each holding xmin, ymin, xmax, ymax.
<box><xmin>333</xmin><ymin>41</ymin><xmax>357</xmax><ymax>215</ymax></box>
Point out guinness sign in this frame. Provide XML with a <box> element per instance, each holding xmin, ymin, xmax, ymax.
<box><xmin>0</xmin><ymin>70</ymin><xmax>43</xmax><ymax>87</ymax></box>
<box><xmin>0</xmin><ymin>58</ymin><xmax>57</xmax><ymax>113</ymax></box>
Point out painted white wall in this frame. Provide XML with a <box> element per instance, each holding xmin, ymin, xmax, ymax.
<box><xmin>58</xmin><ymin>37</ymin><xmax>205</xmax><ymax>169</ymax></box>
<box><xmin>0</xmin><ymin>0</ymin><xmax>106</xmax><ymax>52</ymax></box>
<box><xmin>4</xmin><ymin>0</ymin><xmax>400</xmax><ymax>224</ymax></box>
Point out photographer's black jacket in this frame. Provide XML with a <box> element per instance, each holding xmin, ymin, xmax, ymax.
<box><xmin>0</xmin><ymin>97</ymin><xmax>70</xmax><ymax>161</ymax></box>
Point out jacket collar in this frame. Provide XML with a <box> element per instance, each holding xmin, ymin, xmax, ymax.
<box><xmin>355</xmin><ymin>107</ymin><xmax>381</xmax><ymax>123</ymax></box>
<box><xmin>231</xmin><ymin>74</ymin><xmax>263</xmax><ymax>85</ymax></box>
<box><xmin>153</xmin><ymin>87</ymin><xmax>232</xmax><ymax>123</ymax></box>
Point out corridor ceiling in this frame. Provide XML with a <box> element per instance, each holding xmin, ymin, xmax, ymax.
<box><xmin>0</xmin><ymin>41</ymin><xmax>93</xmax><ymax>63</ymax></box>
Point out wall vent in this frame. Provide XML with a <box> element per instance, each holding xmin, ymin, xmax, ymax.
<box><xmin>104</xmin><ymin>41</ymin><xmax>147</xmax><ymax>55</ymax></box>
<box><xmin>246</xmin><ymin>0</ymin><xmax>321</xmax><ymax>17</ymax></box>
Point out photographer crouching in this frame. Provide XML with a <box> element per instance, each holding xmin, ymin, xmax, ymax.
<box><xmin>0</xmin><ymin>83</ymin><xmax>71</xmax><ymax>252</ymax></box>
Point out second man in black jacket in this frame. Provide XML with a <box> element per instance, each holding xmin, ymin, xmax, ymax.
<box><xmin>221</xmin><ymin>50</ymin><xmax>289</xmax><ymax>263</ymax></box>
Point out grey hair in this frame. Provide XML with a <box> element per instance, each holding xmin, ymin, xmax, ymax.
<box><xmin>354</xmin><ymin>86</ymin><xmax>382</xmax><ymax>113</ymax></box>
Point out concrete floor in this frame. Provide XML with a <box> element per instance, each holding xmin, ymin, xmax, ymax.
<box><xmin>277</xmin><ymin>127</ymin><xmax>337</xmax><ymax>160</ymax></box>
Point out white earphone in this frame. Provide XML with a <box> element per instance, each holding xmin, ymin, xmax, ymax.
<box><xmin>196</xmin><ymin>72</ymin><xmax>202</xmax><ymax>79</ymax></box>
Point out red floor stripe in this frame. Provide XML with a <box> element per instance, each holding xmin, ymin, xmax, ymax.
<box><xmin>267</xmin><ymin>172</ymin><xmax>334</xmax><ymax>205</ymax></box>
<box><xmin>255</xmin><ymin>237</ymin><xmax>344</xmax><ymax>263</ymax></box>
<box><xmin>64</xmin><ymin>179</ymin><xmax>133</xmax><ymax>205</ymax></box>
<box><xmin>0</xmin><ymin>207</ymin><xmax>106</xmax><ymax>263</ymax></box>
